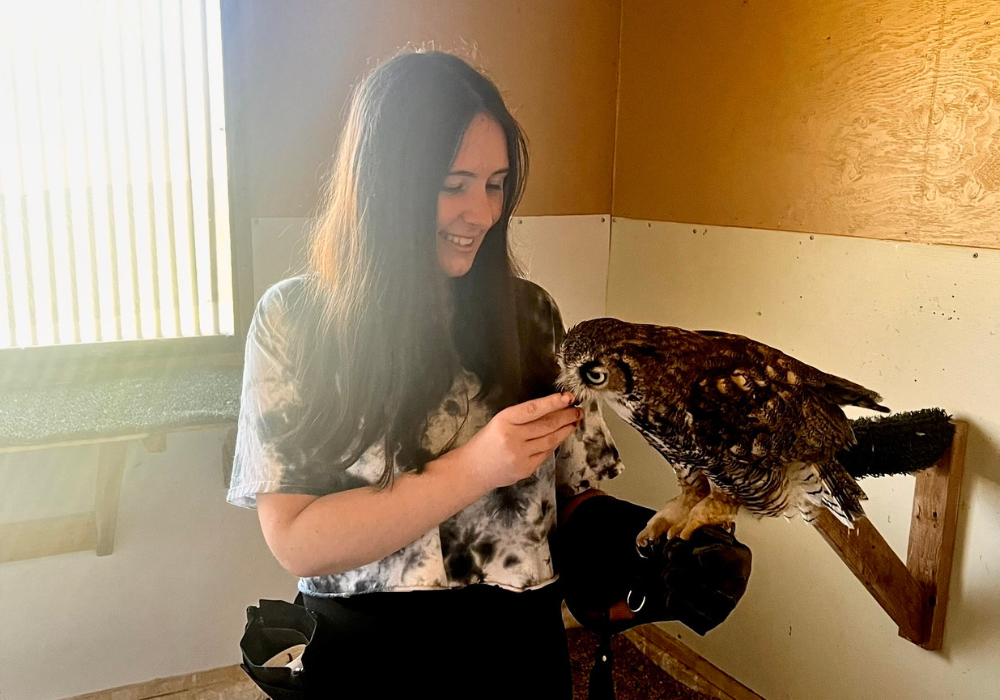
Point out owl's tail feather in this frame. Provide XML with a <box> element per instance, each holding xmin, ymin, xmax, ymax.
<box><xmin>815</xmin><ymin>409</ymin><xmax>955</xmax><ymax>527</ymax></box>
<box><xmin>815</xmin><ymin>462</ymin><xmax>867</xmax><ymax>528</ymax></box>
<box><xmin>821</xmin><ymin>374</ymin><xmax>890</xmax><ymax>414</ymax></box>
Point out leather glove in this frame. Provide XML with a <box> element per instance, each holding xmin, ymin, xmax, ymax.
<box><xmin>554</xmin><ymin>493</ymin><xmax>752</xmax><ymax>636</ymax></box>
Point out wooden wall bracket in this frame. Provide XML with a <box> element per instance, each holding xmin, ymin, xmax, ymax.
<box><xmin>812</xmin><ymin>421</ymin><xmax>967</xmax><ymax>650</ymax></box>
<box><xmin>0</xmin><ymin>423</ymin><xmax>232</xmax><ymax>564</ymax></box>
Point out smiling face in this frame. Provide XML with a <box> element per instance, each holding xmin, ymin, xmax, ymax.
<box><xmin>436</xmin><ymin>113</ymin><xmax>509</xmax><ymax>277</ymax></box>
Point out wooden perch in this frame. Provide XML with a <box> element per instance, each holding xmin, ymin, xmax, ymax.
<box><xmin>813</xmin><ymin>421</ymin><xmax>967</xmax><ymax>650</ymax></box>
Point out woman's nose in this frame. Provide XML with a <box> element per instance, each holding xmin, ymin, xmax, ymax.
<box><xmin>463</xmin><ymin>186</ymin><xmax>496</xmax><ymax>228</ymax></box>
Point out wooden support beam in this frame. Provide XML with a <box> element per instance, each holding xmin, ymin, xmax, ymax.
<box><xmin>813</xmin><ymin>420</ymin><xmax>966</xmax><ymax>649</ymax></box>
<box><xmin>95</xmin><ymin>441</ymin><xmax>128</xmax><ymax>556</ymax></box>
<box><xmin>0</xmin><ymin>513</ymin><xmax>96</xmax><ymax>564</ymax></box>
<box><xmin>813</xmin><ymin>507</ymin><xmax>928</xmax><ymax>643</ymax></box>
<box><xmin>626</xmin><ymin>625</ymin><xmax>767</xmax><ymax>700</ymax></box>
<box><xmin>65</xmin><ymin>664</ymin><xmax>255</xmax><ymax>700</ymax></box>
<box><xmin>1</xmin><ymin>423</ymin><xmax>234</xmax><ymax>565</ymax></box>
<box><xmin>906</xmin><ymin>420</ymin><xmax>967</xmax><ymax>650</ymax></box>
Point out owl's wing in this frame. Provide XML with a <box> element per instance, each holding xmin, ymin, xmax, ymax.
<box><xmin>686</xmin><ymin>338</ymin><xmax>860</xmax><ymax>468</ymax></box>
<box><xmin>680</xmin><ymin>333</ymin><xmax>870</xmax><ymax>523</ymax></box>
<box><xmin>695</xmin><ymin>330</ymin><xmax>888</xmax><ymax>413</ymax></box>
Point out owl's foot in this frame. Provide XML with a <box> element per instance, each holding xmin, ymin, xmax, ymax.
<box><xmin>673</xmin><ymin>493</ymin><xmax>740</xmax><ymax>541</ymax></box>
<box><xmin>635</xmin><ymin>491</ymin><xmax>703</xmax><ymax>550</ymax></box>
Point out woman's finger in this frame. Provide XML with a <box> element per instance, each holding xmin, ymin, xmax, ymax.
<box><xmin>505</xmin><ymin>392</ymin><xmax>575</xmax><ymax>425</ymax></box>
<box><xmin>526</xmin><ymin>422</ymin><xmax>579</xmax><ymax>458</ymax></box>
<box><xmin>521</xmin><ymin>406</ymin><xmax>582</xmax><ymax>439</ymax></box>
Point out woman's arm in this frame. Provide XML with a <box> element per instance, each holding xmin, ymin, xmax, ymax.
<box><xmin>258</xmin><ymin>448</ymin><xmax>484</xmax><ymax>577</ymax></box>
<box><xmin>259</xmin><ymin>392</ymin><xmax>582</xmax><ymax>578</ymax></box>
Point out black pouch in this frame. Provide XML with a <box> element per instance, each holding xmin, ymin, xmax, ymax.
<box><xmin>239</xmin><ymin>593</ymin><xmax>317</xmax><ymax>700</ymax></box>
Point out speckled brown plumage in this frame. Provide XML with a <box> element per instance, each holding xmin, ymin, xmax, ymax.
<box><xmin>557</xmin><ymin>318</ymin><xmax>889</xmax><ymax>542</ymax></box>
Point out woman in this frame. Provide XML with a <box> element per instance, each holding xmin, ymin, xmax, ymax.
<box><xmin>227</xmin><ymin>49</ymin><xmax>622</xmax><ymax>697</ymax></box>
<box><xmin>227</xmin><ymin>50</ymin><xmax>750</xmax><ymax>698</ymax></box>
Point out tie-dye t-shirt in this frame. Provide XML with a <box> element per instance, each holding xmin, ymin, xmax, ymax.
<box><xmin>226</xmin><ymin>275</ymin><xmax>623</xmax><ymax>598</ymax></box>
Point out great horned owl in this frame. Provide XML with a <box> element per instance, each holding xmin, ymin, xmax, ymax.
<box><xmin>556</xmin><ymin>318</ymin><xmax>889</xmax><ymax>547</ymax></box>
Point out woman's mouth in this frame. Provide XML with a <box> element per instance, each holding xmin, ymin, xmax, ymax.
<box><xmin>441</xmin><ymin>232</ymin><xmax>476</xmax><ymax>249</ymax></box>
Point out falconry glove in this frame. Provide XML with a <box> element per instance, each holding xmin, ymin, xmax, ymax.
<box><xmin>555</xmin><ymin>494</ymin><xmax>752</xmax><ymax>699</ymax></box>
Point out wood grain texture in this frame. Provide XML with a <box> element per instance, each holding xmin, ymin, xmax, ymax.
<box><xmin>221</xmin><ymin>0</ymin><xmax>620</xmax><ymax>218</ymax></box>
<box><xmin>919</xmin><ymin>4</ymin><xmax>1000</xmax><ymax>245</ymax></box>
<box><xmin>626</xmin><ymin>625</ymin><xmax>767</xmax><ymax>700</ymax></box>
<box><xmin>813</xmin><ymin>508</ymin><xmax>929</xmax><ymax>643</ymax></box>
<box><xmin>812</xmin><ymin>420</ymin><xmax>967</xmax><ymax>648</ymax></box>
<box><xmin>906</xmin><ymin>420</ymin><xmax>968</xmax><ymax>649</ymax></box>
<box><xmin>614</xmin><ymin>0</ymin><xmax>1000</xmax><ymax>249</ymax></box>
<box><xmin>67</xmin><ymin>665</ymin><xmax>263</xmax><ymax>700</ymax></box>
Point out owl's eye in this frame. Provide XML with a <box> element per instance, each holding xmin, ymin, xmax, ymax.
<box><xmin>582</xmin><ymin>365</ymin><xmax>609</xmax><ymax>387</ymax></box>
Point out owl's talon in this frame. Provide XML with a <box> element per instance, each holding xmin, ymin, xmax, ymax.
<box><xmin>678</xmin><ymin>493</ymin><xmax>740</xmax><ymax>540</ymax></box>
<box><xmin>635</xmin><ymin>518</ymin><xmax>675</xmax><ymax>551</ymax></box>
<box><xmin>638</xmin><ymin>494</ymin><xmax>697</xmax><ymax>549</ymax></box>
<box><xmin>666</xmin><ymin>521</ymin><xmax>687</xmax><ymax>540</ymax></box>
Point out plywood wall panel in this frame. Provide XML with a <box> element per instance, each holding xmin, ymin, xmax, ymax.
<box><xmin>613</xmin><ymin>0</ymin><xmax>1000</xmax><ymax>249</ymax></box>
<box><xmin>919</xmin><ymin>1</ymin><xmax>1000</xmax><ymax>245</ymax></box>
<box><xmin>222</xmin><ymin>0</ymin><xmax>620</xmax><ymax>219</ymax></box>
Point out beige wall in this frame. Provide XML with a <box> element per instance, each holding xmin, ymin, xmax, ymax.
<box><xmin>612</xmin><ymin>0</ymin><xmax>1000</xmax><ymax>249</ymax></box>
<box><xmin>602</xmin><ymin>218</ymin><xmax>1000</xmax><ymax>700</ymax></box>
<box><xmin>222</xmin><ymin>0</ymin><xmax>621</xmax><ymax>219</ymax></box>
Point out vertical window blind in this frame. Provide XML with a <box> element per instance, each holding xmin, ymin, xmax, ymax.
<box><xmin>0</xmin><ymin>0</ymin><xmax>233</xmax><ymax>350</ymax></box>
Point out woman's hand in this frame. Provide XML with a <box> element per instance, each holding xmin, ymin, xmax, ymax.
<box><xmin>458</xmin><ymin>392</ymin><xmax>583</xmax><ymax>492</ymax></box>
<box><xmin>257</xmin><ymin>392</ymin><xmax>581</xmax><ymax>578</ymax></box>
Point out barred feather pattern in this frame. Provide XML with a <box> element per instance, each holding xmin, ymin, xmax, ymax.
<box><xmin>558</xmin><ymin>318</ymin><xmax>890</xmax><ymax>529</ymax></box>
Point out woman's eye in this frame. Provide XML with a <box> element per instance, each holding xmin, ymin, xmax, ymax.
<box><xmin>441</xmin><ymin>182</ymin><xmax>504</xmax><ymax>195</ymax></box>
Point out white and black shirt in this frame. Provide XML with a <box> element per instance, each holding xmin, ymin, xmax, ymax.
<box><xmin>227</xmin><ymin>276</ymin><xmax>623</xmax><ymax>598</ymax></box>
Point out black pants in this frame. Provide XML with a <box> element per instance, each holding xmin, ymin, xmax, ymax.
<box><xmin>301</xmin><ymin>582</ymin><xmax>572</xmax><ymax>699</ymax></box>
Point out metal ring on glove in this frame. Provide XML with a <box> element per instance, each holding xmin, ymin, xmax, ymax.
<box><xmin>626</xmin><ymin>589</ymin><xmax>646</xmax><ymax>614</ymax></box>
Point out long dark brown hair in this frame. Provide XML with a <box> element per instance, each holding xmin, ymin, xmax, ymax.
<box><xmin>279</xmin><ymin>49</ymin><xmax>551</xmax><ymax>488</ymax></box>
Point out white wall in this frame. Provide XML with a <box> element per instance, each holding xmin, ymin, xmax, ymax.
<box><xmin>508</xmin><ymin>214</ymin><xmax>612</xmax><ymax>327</ymax></box>
<box><xmin>0</xmin><ymin>432</ymin><xmax>297</xmax><ymax>700</ymax></box>
<box><xmin>600</xmin><ymin>218</ymin><xmax>1000</xmax><ymax>700</ymax></box>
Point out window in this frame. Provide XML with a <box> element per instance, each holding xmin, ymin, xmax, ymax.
<box><xmin>0</xmin><ymin>0</ymin><xmax>239</xmax><ymax>383</ymax></box>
